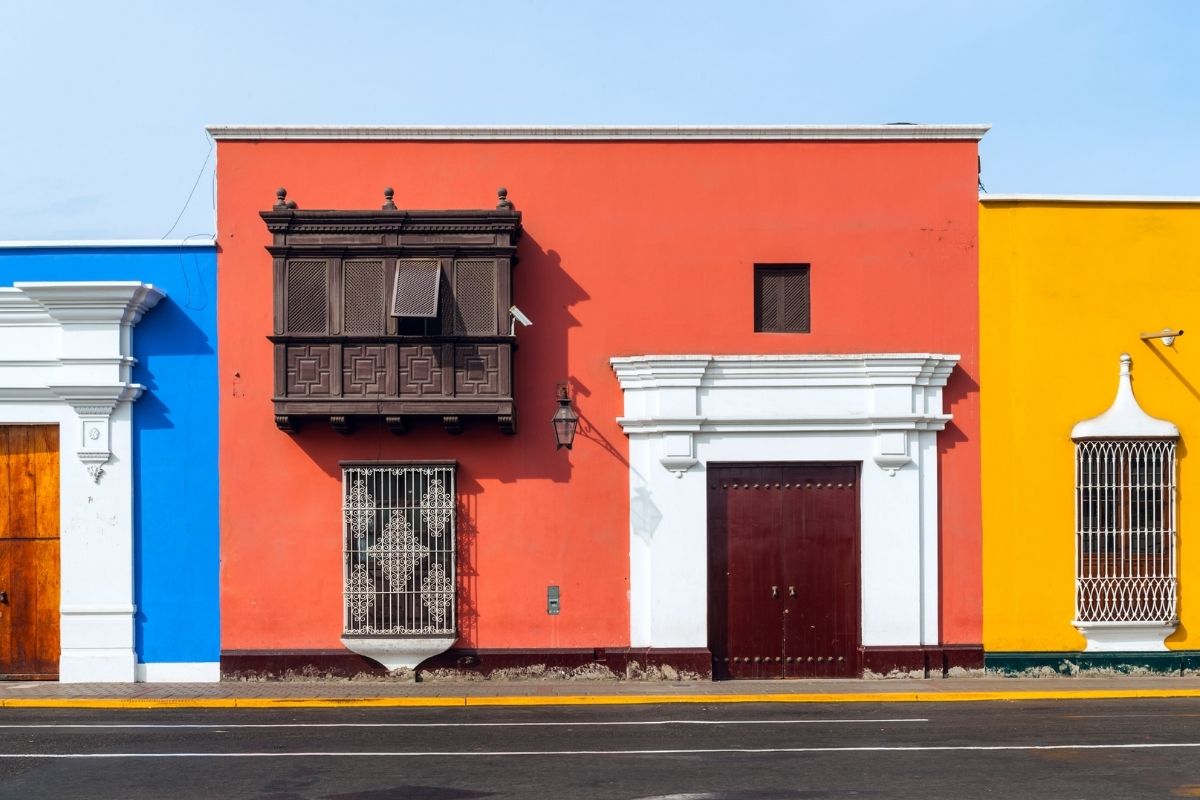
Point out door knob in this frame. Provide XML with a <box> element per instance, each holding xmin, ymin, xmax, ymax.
<box><xmin>0</xmin><ymin>590</ymin><xmax>7</xmax><ymax>604</ymax></box>
<box><xmin>789</xmin><ymin>586</ymin><xmax>796</xmax><ymax>597</ymax></box>
<box><xmin>771</xmin><ymin>586</ymin><xmax>779</xmax><ymax>598</ymax></box>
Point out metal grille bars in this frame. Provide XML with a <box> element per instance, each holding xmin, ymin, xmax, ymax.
<box><xmin>1074</xmin><ymin>439</ymin><xmax>1176</xmax><ymax>623</ymax></box>
<box><xmin>342</xmin><ymin>463</ymin><xmax>456</xmax><ymax>636</ymax></box>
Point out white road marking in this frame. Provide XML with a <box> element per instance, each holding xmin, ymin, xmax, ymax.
<box><xmin>1066</xmin><ymin>713</ymin><xmax>1200</xmax><ymax>719</ymax></box>
<box><xmin>0</xmin><ymin>717</ymin><xmax>928</xmax><ymax>730</ymax></box>
<box><xmin>4</xmin><ymin>742</ymin><xmax>1200</xmax><ymax>758</ymax></box>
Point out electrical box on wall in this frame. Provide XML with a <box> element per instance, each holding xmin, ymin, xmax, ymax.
<box><xmin>547</xmin><ymin>585</ymin><xmax>560</xmax><ymax>615</ymax></box>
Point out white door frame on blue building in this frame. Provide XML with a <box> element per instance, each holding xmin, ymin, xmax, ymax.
<box><xmin>0</xmin><ymin>280</ymin><xmax>160</xmax><ymax>682</ymax></box>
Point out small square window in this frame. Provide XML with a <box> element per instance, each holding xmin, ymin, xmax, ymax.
<box><xmin>754</xmin><ymin>264</ymin><xmax>810</xmax><ymax>333</ymax></box>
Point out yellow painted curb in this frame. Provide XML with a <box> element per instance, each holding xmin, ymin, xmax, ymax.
<box><xmin>3</xmin><ymin>688</ymin><xmax>1200</xmax><ymax>709</ymax></box>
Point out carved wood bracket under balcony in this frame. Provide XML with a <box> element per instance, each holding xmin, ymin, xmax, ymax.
<box><xmin>264</xmin><ymin>188</ymin><xmax>522</xmax><ymax>435</ymax></box>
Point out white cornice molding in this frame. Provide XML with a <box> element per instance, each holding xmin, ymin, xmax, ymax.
<box><xmin>611</xmin><ymin>353</ymin><xmax>960</xmax><ymax>387</ymax></box>
<box><xmin>981</xmin><ymin>194</ymin><xmax>1200</xmax><ymax>204</ymax></box>
<box><xmin>611</xmin><ymin>353</ymin><xmax>960</xmax><ymax>476</ymax></box>
<box><xmin>0</xmin><ymin>289</ymin><xmax>54</xmax><ymax>325</ymax></box>
<box><xmin>15</xmin><ymin>281</ymin><xmax>164</xmax><ymax>325</ymax></box>
<box><xmin>206</xmin><ymin>124</ymin><xmax>991</xmax><ymax>142</ymax></box>
<box><xmin>0</xmin><ymin>239</ymin><xmax>214</xmax><ymax>249</ymax></box>
<box><xmin>616</xmin><ymin>414</ymin><xmax>954</xmax><ymax>434</ymax></box>
<box><xmin>1072</xmin><ymin>354</ymin><xmax>1179</xmax><ymax>440</ymax></box>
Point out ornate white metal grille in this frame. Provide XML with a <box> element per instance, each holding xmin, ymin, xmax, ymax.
<box><xmin>343</xmin><ymin>463</ymin><xmax>456</xmax><ymax>635</ymax></box>
<box><xmin>1075</xmin><ymin>439</ymin><xmax>1176</xmax><ymax>623</ymax></box>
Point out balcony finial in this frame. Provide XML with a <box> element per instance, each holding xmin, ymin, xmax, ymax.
<box><xmin>274</xmin><ymin>187</ymin><xmax>297</xmax><ymax>209</ymax></box>
<box><xmin>496</xmin><ymin>186</ymin><xmax>514</xmax><ymax>210</ymax></box>
<box><xmin>382</xmin><ymin>187</ymin><xmax>396</xmax><ymax>210</ymax></box>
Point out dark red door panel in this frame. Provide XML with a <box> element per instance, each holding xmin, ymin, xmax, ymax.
<box><xmin>780</xmin><ymin>465</ymin><xmax>859</xmax><ymax>677</ymax></box>
<box><xmin>708</xmin><ymin>463</ymin><xmax>859</xmax><ymax>680</ymax></box>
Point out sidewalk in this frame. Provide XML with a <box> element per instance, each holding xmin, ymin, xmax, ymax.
<box><xmin>4</xmin><ymin>675</ymin><xmax>1200</xmax><ymax>708</ymax></box>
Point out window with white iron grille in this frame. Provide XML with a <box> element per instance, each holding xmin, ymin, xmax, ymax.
<box><xmin>1075</xmin><ymin>439</ymin><xmax>1176</xmax><ymax>624</ymax></box>
<box><xmin>1070</xmin><ymin>353</ymin><xmax>1181</xmax><ymax>652</ymax></box>
<box><xmin>342</xmin><ymin>462</ymin><xmax>456</xmax><ymax>636</ymax></box>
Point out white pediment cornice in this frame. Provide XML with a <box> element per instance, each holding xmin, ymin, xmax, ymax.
<box><xmin>611</xmin><ymin>353</ymin><xmax>960</xmax><ymax>475</ymax></box>
<box><xmin>14</xmin><ymin>281</ymin><xmax>164</xmax><ymax>325</ymax></box>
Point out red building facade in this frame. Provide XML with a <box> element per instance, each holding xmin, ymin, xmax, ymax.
<box><xmin>211</xmin><ymin>126</ymin><xmax>986</xmax><ymax>678</ymax></box>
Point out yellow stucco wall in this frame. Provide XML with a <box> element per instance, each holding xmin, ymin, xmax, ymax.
<box><xmin>981</xmin><ymin>200</ymin><xmax>1200</xmax><ymax>652</ymax></box>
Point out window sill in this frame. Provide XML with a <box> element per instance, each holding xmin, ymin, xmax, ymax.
<box><xmin>341</xmin><ymin>634</ymin><xmax>457</xmax><ymax>672</ymax></box>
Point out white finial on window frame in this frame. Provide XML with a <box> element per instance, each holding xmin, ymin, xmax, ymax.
<box><xmin>1071</xmin><ymin>354</ymin><xmax>1179</xmax><ymax>441</ymax></box>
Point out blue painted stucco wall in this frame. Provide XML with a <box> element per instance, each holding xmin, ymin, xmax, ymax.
<box><xmin>0</xmin><ymin>243</ymin><xmax>219</xmax><ymax>666</ymax></box>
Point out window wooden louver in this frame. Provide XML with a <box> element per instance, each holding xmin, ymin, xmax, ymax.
<box><xmin>264</xmin><ymin>189</ymin><xmax>521</xmax><ymax>436</ymax></box>
<box><xmin>344</xmin><ymin>260</ymin><xmax>385</xmax><ymax>334</ymax></box>
<box><xmin>754</xmin><ymin>264</ymin><xmax>810</xmax><ymax>333</ymax></box>
<box><xmin>392</xmin><ymin>259</ymin><xmax>441</xmax><ymax>319</ymax></box>
<box><xmin>445</xmin><ymin>259</ymin><xmax>497</xmax><ymax>335</ymax></box>
<box><xmin>286</xmin><ymin>260</ymin><xmax>329</xmax><ymax>333</ymax></box>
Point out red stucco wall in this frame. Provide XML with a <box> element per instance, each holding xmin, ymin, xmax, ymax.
<box><xmin>216</xmin><ymin>139</ymin><xmax>982</xmax><ymax>651</ymax></box>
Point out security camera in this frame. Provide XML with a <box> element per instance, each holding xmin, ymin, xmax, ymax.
<box><xmin>509</xmin><ymin>305</ymin><xmax>533</xmax><ymax>335</ymax></box>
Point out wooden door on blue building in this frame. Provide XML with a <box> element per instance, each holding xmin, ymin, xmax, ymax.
<box><xmin>708</xmin><ymin>463</ymin><xmax>859</xmax><ymax>679</ymax></box>
<box><xmin>0</xmin><ymin>425</ymin><xmax>60</xmax><ymax>680</ymax></box>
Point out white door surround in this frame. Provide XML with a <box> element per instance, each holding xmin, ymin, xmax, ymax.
<box><xmin>0</xmin><ymin>282</ymin><xmax>163</xmax><ymax>682</ymax></box>
<box><xmin>611</xmin><ymin>353</ymin><xmax>959</xmax><ymax>651</ymax></box>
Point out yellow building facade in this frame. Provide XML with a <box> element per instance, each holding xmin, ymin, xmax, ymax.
<box><xmin>981</xmin><ymin>197</ymin><xmax>1200</xmax><ymax>668</ymax></box>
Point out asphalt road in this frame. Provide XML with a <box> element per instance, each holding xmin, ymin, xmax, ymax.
<box><xmin>2</xmin><ymin>698</ymin><xmax>1200</xmax><ymax>799</ymax></box>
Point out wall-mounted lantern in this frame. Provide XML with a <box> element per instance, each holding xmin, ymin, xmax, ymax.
<box><xmin>1139</xmin><ymin>328</ymin><xmax>1184</xmax><ymax>347</ymax></box>
<box><xmin>552</xmin><ymin>385</ymin><xmax>579</xmax><ymax>450</ymax></box>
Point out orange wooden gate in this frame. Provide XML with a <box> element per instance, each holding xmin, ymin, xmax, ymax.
<box><xmin>0</xmin><ymin>425</ymin><xmax>60</xmax><ymax>679</ymax></box>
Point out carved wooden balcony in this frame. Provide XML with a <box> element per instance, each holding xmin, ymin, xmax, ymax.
<box><xmin>264</xmin><ymin>188</ymin><xmax>522</xmax><ymax>435</ymax></box>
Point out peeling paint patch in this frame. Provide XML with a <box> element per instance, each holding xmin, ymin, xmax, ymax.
<box><xmin>945</xmin><ymin>666</ymin><xmax>987</xmax><ymax>678</ymax></box>
<box><xmin>862</xmin><ymin>669</ymin><xmax>925</xmax><ymax>680</ymax></box>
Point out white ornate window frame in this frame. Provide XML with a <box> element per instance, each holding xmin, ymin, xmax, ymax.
<box><xmin>0</xmin><ymin>281</ymin><xmax>162</xmax><ymax>682</ymax></box>
<box><xmin>611</xmin><ymin>353</ymin><xmax>959</xmax><ymax>651</ymax></box>
<box><xmin>1071</xmin><ymin>353</ymin><xmax>1180</xmax><ymax>651</ymax></box>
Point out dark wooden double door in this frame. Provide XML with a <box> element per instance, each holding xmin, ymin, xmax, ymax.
<box><xmin>0</xmin><ymin>426</ymin><xmax>60</xmax><ymax>680</ymax></box>
<box><xmin>708</xmin><ymin>464</ymin><xmax>859</xmax><ymax>679</ymax></box>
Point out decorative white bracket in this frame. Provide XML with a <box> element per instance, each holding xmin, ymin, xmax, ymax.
<box><xmin>48</xmin><ymin>385</ymin><xmax>145</xmax><ymax>482</ymax></box>
<box><xmin>659</xmin><ymin>429</ymin><xmax>701</xmax><ymax>476</ymax></box>
<box><xmin>873</xmin><ymin>431</ymin><xmax>911</xmax><ymax>476</ymax></box>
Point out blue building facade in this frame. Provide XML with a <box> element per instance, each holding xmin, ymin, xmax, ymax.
<box><xmin>0</xmin><ymin>241</ymin><xmax>219</xmax><ymax>681</ymax></box>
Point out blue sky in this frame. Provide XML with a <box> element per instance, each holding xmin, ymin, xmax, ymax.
<box><xmin>1</xmin><ymin>1</ymin><xmax>1196</xmax><ymax>239</ymax></box>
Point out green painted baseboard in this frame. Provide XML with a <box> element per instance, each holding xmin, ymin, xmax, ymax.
<box><xmin>986</xmin><ymin>651</ymin><xmax>1200</xmax><ymax>675</ymax></box>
